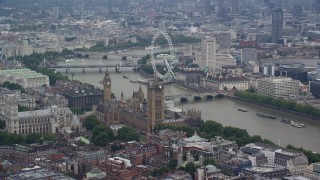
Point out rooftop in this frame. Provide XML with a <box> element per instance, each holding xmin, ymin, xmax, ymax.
<box><xmin>7</xmin><ymin>167</ymin><xmax>75</xmax><ymax>180</ymax></box>
<box><xmin>0</xmin><ymin>69</ymin><xmax>48</xmax><ymax>79</ymax></box>
<box><xmin>183</xmin><ymin>131</ymin><xmax>207</xmax><ymax>143</ymax></box>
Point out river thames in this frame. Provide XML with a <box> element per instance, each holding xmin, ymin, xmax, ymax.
<box><xmin>55</xmin><ymin>48</ymin><xmax>320</xmax><ymax>152</ymax></box>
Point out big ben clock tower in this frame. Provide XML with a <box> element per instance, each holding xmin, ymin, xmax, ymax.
<box><xmin>103</xmin><ymin>69</ymin><xmax>112</xmax><ymax>104</ymax></box>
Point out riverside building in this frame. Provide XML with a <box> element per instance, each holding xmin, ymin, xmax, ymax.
<box><xmin>256</xmin><ymin>77</ymin><xmax>302</xmax><ymax>98</ymax></box>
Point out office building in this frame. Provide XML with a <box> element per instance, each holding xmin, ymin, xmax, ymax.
<box><xmin>243</xmin><ymin>143</ymin><xmax>308</xmax><ymax>176</ymax></box>
<box><xmin>260</xmin><ymin>63</ymin><xmax>275</xmax><ymax>76</ymax></box>
<box><xmin>310</xmin><ymin>81</ymin><xmax>320</xmax><ymax>99</ymax></box>
<box><xmin>0</xmin><ymin>69</ymin><xmax>49</xmax><ymax>88</ymax></box>
<box><xmin>256</xmin><ymin>77</ymin><xmax>302</xmax><ymax>98</ymax></box>
<box><xmin>231</xmin><ymin>0</ymin><xmax>239</xmax><ymax>15</ymax></box>
<box><xmin>271</xmin><ymin>8</ymin><xmax>284</xmax><ymax>43</ymax></box>
<box><xmin>201</xmin><ymin>37</ymin><xmax>216</xmax><ymax>68</ymax></box>
<box><xmin>218</xmin><ymin>0</ymin><xmax>225</xmax><ymax>17</ymax></box>
<box><xmin>274</xmin><ymin>63</ymin><xmax>308</xmax><ymax>83</ymax></box>
<box><xmin>215</xmin><ymin>54</ymin><xmax>237</xmax><ymax>69</ymax></box>
<box><xmin>273</xmin><ymin>0</ymin><xmax>282</xmax><ymax>9</ymax></box>
<box><xmin>212</xmin><ymin>31</ymin><xmax>232</xmax><ymax>50</ymax></box>
<box><xmin>53</xmin><ymin>7</ymin><xmax>59</xmax><ymax>19</ymax></box>
<box><xmin>62</xmin><ymin>89</ymin><xmax>103</xmax><ymax>109</ymax></box>
<box><xmin>241</xmin><ymin>48</ymin><xmax>258</xmax><ymax>64</ymax></box>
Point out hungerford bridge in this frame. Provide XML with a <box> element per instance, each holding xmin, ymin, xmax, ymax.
<box><xmin>40</xmin><ymin>58</ymin><xmax>139</xmax><ymax>73</ymax></box>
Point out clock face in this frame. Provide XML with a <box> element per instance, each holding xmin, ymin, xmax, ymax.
<box><xmin>106</xmin><ymin>81</ymin><xmax>110</xmax><ymax>85</ymax></box>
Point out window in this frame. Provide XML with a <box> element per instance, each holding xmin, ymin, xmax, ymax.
<box><xmin>155</xmin><ymin>100</ymin><xmax>161</xmax><ymax>107</ymax></box>
<box><xmin>156</xmin><ymin>112</ymin><xmax>162</xmax><ymax>120</ymax></box>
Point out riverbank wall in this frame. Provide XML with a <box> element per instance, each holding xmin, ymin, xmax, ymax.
<box><xmin>229</xmin><ymin>96</ymin><xmax>320</xmax><ymax>121</ymax></box>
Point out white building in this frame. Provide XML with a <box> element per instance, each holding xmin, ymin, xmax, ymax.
<box><xmin>207</xmin><ymin>77</ymin><xmax>249</xmax><ymax>91</ymax></box>
<box><xmin>0</xmin><ymin>69</ymin><xmax>49</xmax><ymax>88</ymax></box>
<box><xmin>201</xmin><ymin>37</ymin><xmax>216</xmax><ymax>68</ymax></box>
<box><xmin>256</xmin><ymin>77</ymin><xmax>302</xmax><ymax>98</ymax></box>
<box><xmin>304</xmin><ymin>163</ymin><xmax>320</xmax><ymax>180</ymax></box>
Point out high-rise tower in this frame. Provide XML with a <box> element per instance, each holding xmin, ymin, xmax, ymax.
<box><xmin>147</xmin><ymin>80</ymin><xmax>165</xmax><ymax>134</ymax></box>
<box><xmin>231</xmin><ymin>0</ymin><xmax>239</xmax><ymax>15</ymax></box>
<box><xmin>271</xmin><ymin>8</ymin><xmax>284</xmax><ymax>43</ymax></box>
<box><xmin>218</xmin><ymin>0</ymin><xmax>225</xmax><ymax>17</ymax></box>
<box><xmin>201</xmin><ymin>37</ymin><xmax>216</xmax><ymax>69</ymax></box>
<box><xmin>103</xmin><ymin>69</ymin><xmax>112</xmax><ymax>104</ymax></box>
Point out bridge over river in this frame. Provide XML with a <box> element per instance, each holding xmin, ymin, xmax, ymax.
<box><xmin>165</xmin><ymin>92</ymin><xmax>218</xmax><ymax>102</ymax></box>
<box><xmin>49</xmin><ymin>64</ymin><xmax>139</xmax><ymax>73</ymax></box>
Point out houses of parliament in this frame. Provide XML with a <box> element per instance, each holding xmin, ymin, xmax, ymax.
<box><xmin>94</xmin><ymin>70</ymin><xmax>201</xmax><ymax>134</ymax></box>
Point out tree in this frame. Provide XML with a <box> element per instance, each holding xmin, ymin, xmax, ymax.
<box><xmin>184</xmin><ymin>162</ymin><xmax>197</xmax><ymax>178</ymax></box>
<box><xmin>203</xmin><ymin>121</ymin><xmax>223</xmax><ymax>135</ymax></box>
<box><xmin>204</xmin><ymin>158</ymin><xmax>216</xmax><ymax>165</ymax></box>
<box><xmin>83</xmin><ymin>115</ymin><xmax>100</xmax><ymax>131</ymax></box>
<box><xmin>18</xmin><ymin>105</ymin><xmax>32</xmax><ymax>112</ymax></box>
<box><xmin>0</xmin><ymin>120</ymin><xmax>5</xmax><ymax>129</ymax></box>
<box><xmin>92</xmin><ymin>125</ymin><xmax>115</xmax><ymax>146</ymax></box>
<box><xmin>70</xmin><ymin>107</ymin><xmax>85</xmax><ymax>115</ymax></box>
<box><xmin>25</xmin><ymin>133</ymin><xmax>42</xmax><ymax>144</ymax></box>
<box><xmin>43</xmin><ymin>134</ymin><xmax>56</xmax><ymax>141</ymax></box>
<box><xmin>102</xmin><ymin>55</ymin><xmax>108</xmax><ymax>60</ymax></box>
<box><xmin>117</xmin><ymin>127</ymin><xmax>140</xmax><ymax>142</ymax></box>
<box><xmin>167</xmin><ymin>159</ymin><xmax>178</xmax><ymax>170</ymax></box>
<box><xmin>1</xmin><ymin>81</ymin><xmax>25</xmax><ymax>93</ymax></box>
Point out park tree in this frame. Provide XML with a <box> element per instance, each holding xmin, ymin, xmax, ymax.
<box><xmin>117</xmin><ymin>127</ymin><xmax>140</xmax><ymax>142</ymax></box>
<box><xmin>26</xmin><ymin>133</ymin><xmax>42</xmax><ymax>144</ymax></box>
<box><xmin>83</xmin><ymin>115</ymin><xmax>100</xmax><ymax>131</ymax></box>
<box><xmin>202</xmin><ymin>120</ymin><xmax>223</xmax><ymax>135</ymax></box>
<box><xmin>92</xmin><ymin>125</ymin><xmax>115</xmax><ymax>146</ymax></box>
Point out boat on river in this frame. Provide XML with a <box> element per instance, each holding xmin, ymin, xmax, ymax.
<box><xmin>256</xmin><ymin>112</ymin><xmax>276</xmax><ymax>119</ymax></box>
<box><xmin>281</xmin><ymin>119</ymin><xmax>292</xmax><ymax>124</ymax></box>
<box><xmin>238</xmin><ymin>108</ymin><xmax>248</xmax><ymax>112</ymax></box>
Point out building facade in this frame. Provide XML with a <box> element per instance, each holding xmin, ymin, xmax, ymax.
<box><xmin>304</xmin><ymin>163</ymin><xmax>320</xmax><ymax>180</ymax></box>
<box><xmin>95</xmin><ymin>70</ymin><xmax>201</xmax><ymax>134</ymax></box>
<box><xmin>201</xmin><ymin>37</ymin><xmax>216</xmax><ymax>69</ymax></box>
<box><xmin>62</xmin><ymin>89</ymin><xmax>103</xmax><ymax>109</ymax></box>
<box><xmin>147</xmin><ymin>80</ymin><xmax>165</xmax><ymax>134</ymax></box>
<box><xmin>271</xmin><ymin>8</ymin><xmax>284</xmax><ymax>43</ymax></box>
<box><xmin>241</xmin><ymin>48</ymin><xmax>257</xmax><ymax>64</ymax></box>
<box><xmin>0</xmin><ymin>69</ymin><xmax>49</xmax><ymax>88</ymax></box>
<box><xmin>256</xmin><ymin>77</ymin><xmax>302</xmax><ymax>98</ymax></box>
<box><xmin>0</xmin><ymin>91</ymin><xmax>80</xmax><ymax>134</ymax></box>
<box><xmin>310</xmin><ymin>81</ymin><xmax>320</xmax><ymax>99</ymax></box>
